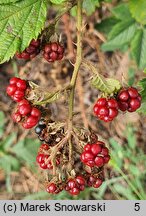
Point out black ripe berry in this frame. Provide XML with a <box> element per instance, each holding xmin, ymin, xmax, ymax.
<box><xmin>38</xmin><ymin>119</ymin><xmax>46</xmax><ymax>126</ymax></box>
<box><xmin>35</xmin><ymin>125</ymin><xmax>46</xmax><ymax>134</ymax></box>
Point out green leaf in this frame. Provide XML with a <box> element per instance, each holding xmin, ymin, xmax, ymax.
<box><xmin>0</xmin><ymin>0</ymin><xmax>20</xmax><ymax>4</ymax></box>
<box><xmin>138</xmin><ymin>78</ymin><xmax>146</xmax><ymax>101</ymax></box>
<box><xmin>131</xmin><ymin>28</ymin><xmax>146</xmax><ymax>69</ymax></box>
<box><xmin>12</xmin><ymin>138</ymin><xmax>40</xmax><ymax>165</ymax></box>
<box><xmin>128</xmin><ymin>68</ymin><xmax>135</xmax><ymax>86</ymax></box>
<box><xmin>102</xmin><ymin>18</ymin><xmax>136</xmax><ymax>51</ymax></box>
<box><xmin>83</xmin><ymin>60</ymin><xmax>121</xmax><ymax>94</ymax></box>
<box><xmin>0</xmin><ymin>155</ymin><xmax>20</xmax><ymax>172</ymax></box>
<box><xmin>113</xmin><ymin>184</ymin><xmax>137</xmax><ymax>200</ymax></box>
<box><xmin>95</xmin><ymin>17</ymin><xmax>118</xmax><ymax>35</ymax></box>
<box><xmin>138</xmin><ymin>78</ymin><xmax>146</xmax><ymax>114</ymax></box>
<box><xmin>83</xmin><ymin>0</ymin><xmax>99</xmax><ymax>15</ymax></box>
<box><xmin>3</xmin><ymin>133</ymin><xmax>16</xmax><ymax>150</ymax></box>
<box><xmin>0</xmin><ymin>111</ymin><xmax>5</xmax><ymax>138</ymax></box>
<box><xmin>0</xmin><ymin>0</ymin><xmax>47</xmax><ymax>64</ymax></box>
<box><xmin>50</xmin><ymin>0</ymin><xmax>65</xmax><ymax>4</ymax></box>
<box><xmin>91</xmin><ymin>76</ymin><xmax>121</xmax><ymax>95</ymax></box>
<box><xmin>23</xmin><ymin>191</ymin><xmax>48</xmax><ymax>200</ymax></box>
<box><xmin>126</xmin><ymin>126</ymin><xmax>136</xmax><ymax>150</ymax></box>
<box><xmin>129</xmin><ymin>0</ymin><xmax>146</xmax><ymax>25</ymax></box>
<box><xmin>111</xmin><ymin>3</ymin><xmax>131</xmax><ymax>20</ymax></box>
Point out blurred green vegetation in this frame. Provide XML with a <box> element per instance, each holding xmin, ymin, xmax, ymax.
<box><xmin>0</xmin><ymin>110</ymin><xmax>146</xmax><ymax>200</ymax></box>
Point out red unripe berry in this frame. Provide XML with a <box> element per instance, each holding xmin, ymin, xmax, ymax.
<box><xmin>16</xmin><ymin>52</ymin><xmax>22</xmax><ymax>58</ymax></box>
<box><xmin>46</xmin><ymin>183</ymin><xmax>57</xmax><ymax>193</ymax></box>
<box><xmin>93</xmin><ymin>179</ymin><xmax>103</xmax><ymax>188</ymax></box>
<box><xmin>31</xmin><ymin>107</ymin><xmax>41</xmax><ymax>118</ymax></box>
<box><xmin>18</xmin><ymin>99</ymin><xmax>29</xmax><ymax>106</ymax></box>
<box><xmin>50</xmin><ymin>51</ymin><xmax>58</xmax><ymax>61</ymax></box>
<box><xmin>25</xmin><ymin>116</ymin><xmax>39</xmax><ymax>128</ymax></box>
<box><xmin>103</xmin><ymin>116</ymin><xmax>111</xmax><ymax>122</ymax></box>
<box><xmin>107</xmin><ymin>98</ymin><xmax>118</xmax><ymax>108</ymax></box>
<box><xmin>68</xmin><ymin>180</ymin><xmax>76</xmax><ymax>189</ymax></box>
<box><xmin>104</xmin><ymin>155</ymin><xmax>110</xmax><ymax>163</ymax></box>
<box><xmin>31</xmin><ymin>39</ymin><xmax>40</xmax><ymax>47</ymax></box>
<box><xmin>128</xmin><ymin>98</ymin><xmax>141</xmax><ymax>112</ymax></box>
<box><xmin>57</xmin><ymin>45</ymin><xmax>64</xmax><ymax>54</ymax></box>
<box><xmin>84</xmin><ymin>144</ymin><xmax>91</xmax><ymax>152</ymax></box>
<box><xmin>40</xmin><ymin>144</ymin><xmax>49</xmax><ymax>151</ymax></box>
<box><xmin>97</xmin><ymin>98</ymin><xmax>107</xmax><ymax>107</ymax></box>
<box><xmin>43</xmin><ymin>53</ymin><xmax>54</xmax><ymax>62</ymax></box>
<box><xmin>16</xmin><ymin>79</ymin><xmax>27</xmax><ymax>90</ymax></box>
<box><xmin>86</xmin><ymin>160</ymin><xmax>95</xmax><ymax>167</ymax></box>
<box><xmin>128</xmin><ymin>87</ymin><xmax>138</xmax><ymax>98</ymax></box>
<box><xmin>91</xmin><ymin>144</ymin><xmax>102</xmax><ymax>155</ymax></box>
<box><xmin>94</xmin><ymin>156</ymin><xmax>104</xmax><ymax>167</ymax></box>
<box><xmin>118</xmin><ymin>101</ymin><xmax>128</xmax><ymax>111</ymax></box>
<box><xmin>51</xmin><ymin>42</ymin><xmax>58</xmax><ymax>52</ymax></box>
<box><xmin>12</xmin><ymin>95</ymin><xmax>22</xmax><ymax>102</ymax></box>
<box><xmin>14</xmin><ymin>90</ymin><xmax>25</xmax><ymax>99</ymax></box>
<box><xmin>18</xmin><ymin>104</ymin><xmax>32</xmax><ymax>116</ymax></box>
<box><xmin>9</xmin><ymin>77</ymin><xmax>20</xmax><ymax>85</ymax></box>
<box><xmin>87</xmin><ymin>176</ymin><xmax>95</xmax><ymax>186</ymax></box>
<box><xmin>12</xmin><ymin>112</ymin><xmax>22</xmax><ymax>123</ymax></box>
<box><xmin>76</xmin><ymin>176</ymin><xmax>85</xmax><ymax>185</ymax></box>
<box><xmin>138</xmin><ymin>94</ymin><xmax>142</xmax><ymax>102</ymax></box>
<box><xmin>6</xmin><ymin>84</ymin><xmax>17</xmax><ymax>96</ymax></box>
<box><xmin>93</xmin><ymin>104</ymin><xmax>99</xmax><ymax>116</ymax></box>
<box><xmin>101</xmin><ymin>147</ymin><xmax>109</xmax><ymax>156</ymax></box>
<box><xmin>70</xmin><ymin>188</ymin><xmax>80</xmax><ymax>195</ymax></box>
<box><xmin>79</xmin><ymin>185</ymin><xmax>85</xmax><ymax>191</ymax></box>
<box><xmin>44</xmin><ymin>44</ymin><xmax>51</xmax><ymax>53</ymax></box>
<box><xmin>36</xmin><ymin>154</ymin><xmax>44</xmax><ymax>164</ymax></box>
<box><xmin>21</xmin><ymin>52</ymin><xmax>30</xmax><ymax>60</ymax></box>
<box><xmin>108</xmin><ymin>108</ymin><xmax>118</xmax><ymax>119</ymax></box>
<box><xmin>98</xmin><ymin>107</ymin><xmax>109</xmax><ymax>117</ymax></box>
<box><xmin>81</xmin><ymin>151</ymin><xmax>94</xmax><ymax>162</ymax></box>
<box><xmin>26</xmin><ymin>45</ymin><xmax>36</xmax><ymax>54</ymax></box>
<box><xmin>40</xmin><ymin>162</ymin><xmax>47</xmax><ymax>169</ymax></box>
<box><xmin>118</xmin><ymin>90</ymin><xmax>129</xmax><ymax>101</ymax></box>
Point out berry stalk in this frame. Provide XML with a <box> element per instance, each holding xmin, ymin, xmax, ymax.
<box><xmin>68</xmin><ymin>0</ymin><xmax>83</xmax><ymax>130</ymax></box>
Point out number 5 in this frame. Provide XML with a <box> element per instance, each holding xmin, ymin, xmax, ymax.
<box><xmin>134</xmin><ymin>203</ymin><xmax>140</xmax><ymax>211</ymax></box>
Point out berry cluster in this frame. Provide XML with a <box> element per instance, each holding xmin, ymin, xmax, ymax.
<box><xmin>93</xmin><ymin>87</ymin><xmax>142</xmax><ymax>122</ymax></box>
<box><xmin>93</xmin><ymin>98</ymin><xmax>118</xmax><ymax>122</ymax></box>
<box><xmin>43</xmin><ymin>42</ymin><xmax>64</xmax><ymax>63</ymax></box>
<box><xmin>7</xmin><ymin>77</ymin><xmax>41</xmax><ymax>129</ymax></box>
<box><xmin>36</xmin><ymin>143</ymin><xmax>60</xmax><ymax>170</ymax></box>
<box><xmin>16</xmin><ymin>39</ymin><xmax>40</xmax><ymax>60</ymax></box>
<box><xmin>43</xmin><ymin>134</ymin><xmax>106</xmax><ymax>196</ymax></box>
<box><xmin>87</xmin><ymin>175</ymin><xmax>103</xmax><ymax>188</ymax></box>
<box><xmin>117</xmin><ymin>87</ymin><xmax>142</xmax><ymax>112</ymax></box>
<box><xmin>12</xmin><ymin>99</ymin><xmax>41</xmax><ymax>129</ymax></box>
<box><xmin>46</xmin><ymin>173</ymin><xmax>104</xmax><ymax>196</ymax></box>
<box><xmin>65</xmin><ymin>176</ymin><xmax>85</xmax><ymax>195</ymax></box>
<box><xmin>81</xmin><ymin>141</ymin><xmax>110</xmax><ymax>167</ymax></box>
<box><xmin>6</xmin><ymin>77</ymin><xmax>27</xmax><ymax>102</ymax></box>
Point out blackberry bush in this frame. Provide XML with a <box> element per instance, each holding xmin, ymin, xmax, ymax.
<box><xmin>2</xmin><ymin>0</ymin><xmax>145</xmax><ymax>197</ymax></box>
